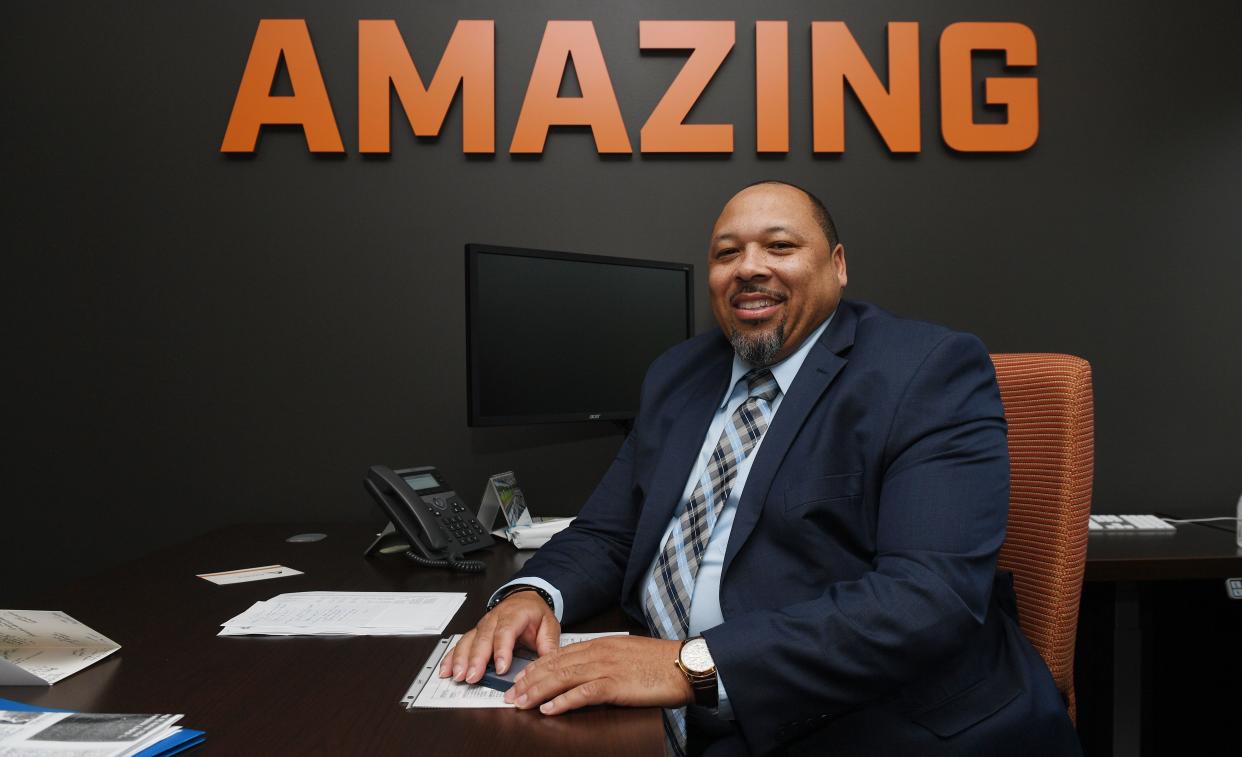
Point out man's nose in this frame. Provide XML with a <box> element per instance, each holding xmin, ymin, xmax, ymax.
<box><xmin>734</xmin><ymin>245</ymin><xmax>770</xmax><ymax>279</ymax></box>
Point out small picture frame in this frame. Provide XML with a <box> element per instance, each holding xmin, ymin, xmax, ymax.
<box><xmin>477</xmin><ymin>471</ymin><xmax>533</xmax><ymax>532</ymax></box>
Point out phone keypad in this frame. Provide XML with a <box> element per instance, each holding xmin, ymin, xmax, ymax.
<box><xmin>443</xmin><ymin>512</ymin><xmax>487</xmax><ymax>545</ymax></box>
<box><xmin>426</xmin><ymin>490</ymin><xmax>490</xmax><ymax>549</ymax></box>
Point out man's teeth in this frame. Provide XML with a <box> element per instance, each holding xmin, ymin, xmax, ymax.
<box><xmin>739</xmin><ymin>299</ymin><xmax>776</xmax><ymax>310</ymax></box>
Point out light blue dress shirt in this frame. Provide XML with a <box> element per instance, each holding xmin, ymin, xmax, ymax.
<box><xmin>493</xmin><ymin>313</ymin><xmax>835</xmax><ymax>718</ymax></box>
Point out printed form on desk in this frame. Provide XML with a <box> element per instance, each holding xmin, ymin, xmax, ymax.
<box><xmin>404</xmin><ymin>632</ymin><xmax>627</xmax><ymax>709</ymax></box>
<box><xmin>219</xmin><ymin>592</ymin><xmax>466</xmax><ymax>636</ymax></box>
<box><xmin>0</xmin><ymin>708</ymin><xmax>186</xmax><ymax>757</ymax></box>
<box><xmin>0</xmin><ymin>610</ymin><xmax>120</xmax><ymax>685</ymax></box>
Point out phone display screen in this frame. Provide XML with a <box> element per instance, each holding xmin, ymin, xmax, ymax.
<box><xmin>402</xmin><ymin>473</ymin><xmax>439</xmax><ymax>492</ymax></box>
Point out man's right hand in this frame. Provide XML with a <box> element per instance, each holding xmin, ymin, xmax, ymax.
<box><xmin>438</xmin><ymin>590</ymin><xmax>561</xmax><ymax>683</ymax></box>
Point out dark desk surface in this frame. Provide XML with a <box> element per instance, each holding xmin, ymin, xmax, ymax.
<box><xmin>2</xmin><ymin>523</ymin><xmax>663</xmax><ymax>756</ymax></box>
<box><xmin>1085</xmin><ymin>521</ymin><xmax>1242</xmax><ymax>582</ymax></box>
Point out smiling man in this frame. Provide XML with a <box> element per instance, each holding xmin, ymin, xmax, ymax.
<box><xmin>441</xmin><ymin>181</ymin><xmax>1081</xmax><ymax>756</ymax></box>
<box><xmin>709</xmin><ymin>182</ymin><xmax>846</xmax><ymax>368</ymax></box>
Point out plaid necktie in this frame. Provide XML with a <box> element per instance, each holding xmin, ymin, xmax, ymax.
<box><xmin>641</xmin><ymin>368</ymin><xmax>781</xmax><ymax>754</ymax></box>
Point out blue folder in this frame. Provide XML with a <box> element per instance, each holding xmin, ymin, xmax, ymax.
<box><xmin>0</xmin><ymin>698</ymin><xmax>205</xmax><ymax>756</ymax></box>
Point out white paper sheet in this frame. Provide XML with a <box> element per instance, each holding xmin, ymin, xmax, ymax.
<box><xmin>0</xmin><ymin>710</ymin><xmax>182</xmax><ymax>757</ymax></box>
<box><xmin>407</xmin><ymin>632</ymin><xmax>627</xmax><ymax>709</ymax></box>
<box><xmin>491</xmin><ymin>517</ymin><xmax>575</xmax><ymax>549</ymax></box>
<box><xmin>196</xmin><ymin>564</ymin><xmax>303</xmax><ymax>585</ymax></box>
<box><xmin>0</xmin><ymin>611</ymin><xmax>120</xmax><ymax>686</ymax></box>
<box><xmin>218</xmin><ymin>592</ymin><xmax>467</xmax><ymax>636</ymax></box>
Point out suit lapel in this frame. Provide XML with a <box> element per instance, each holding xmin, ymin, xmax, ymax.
<box><xmin>621</xmin><ymin>350</ymin><xmax>732</xmax><ymax>603</ymax></box>
<box><xmin>720</xmin><ymin>305</ymin><xmax>858</xmax><ymax>580</ymax></box>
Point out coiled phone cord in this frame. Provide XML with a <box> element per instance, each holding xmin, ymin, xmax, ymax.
<box><xmin>405</xmin><ymin>550</ymin><xmax>486</xmax><ymax>573</ymax></box>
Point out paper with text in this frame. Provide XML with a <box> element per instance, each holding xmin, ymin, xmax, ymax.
<box><xmin>219</xmin><ymin>592</ymin><xmax>466</xmax><ymax>636</ymax></box>
<box><xmin>0</xmin><ymin>611</ymin><xmax>120</xmax><ymax>686</ymax></box>
<box><xmin>0</xmin><ymin>710</ymin><xmax>182</xmax><ymax>757</ymax></box>
<box><xmin>408</xmin><ymin>632</ymin><xmax>628</xmax><ymax>709</ymax></box>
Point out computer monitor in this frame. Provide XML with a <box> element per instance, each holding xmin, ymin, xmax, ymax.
<box><xmin>465</xmin><ymin>243</ymin><xmax>694</xmax><ymax>426</ymax></box>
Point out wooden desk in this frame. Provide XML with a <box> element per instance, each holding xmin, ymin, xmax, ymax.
<box><xmin>1085</xmin><ymin>518</ymin><xmax>1242</xmax><ymax>582</ymax></box>
<box><xmin>1083</xmin><ymin>522</ymin><xmax>1242</xmax><ymax>757</ymax></box>
<box><xmin>1</xmin><ymin>524</ymin><xmax>663</xmax><ymax>756</ymax></box>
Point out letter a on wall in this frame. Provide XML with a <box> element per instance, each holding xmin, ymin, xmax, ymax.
<box><xmin>221</xmin><ymin>20</ymin><xmax>344</xmax><ymax>153</ymax></box>
<box><xmin>510</xmin><ymin>21</ymin><xmax>631</xmax><ymax>154</ymax></box>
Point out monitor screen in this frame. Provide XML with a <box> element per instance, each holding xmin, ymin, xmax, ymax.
<box><xmin>466</xmin><ymin>244</ymin><xmax>694</xmax><ymax>426</ymax></box>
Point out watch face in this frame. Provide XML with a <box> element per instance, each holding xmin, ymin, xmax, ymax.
<box><xmin>680</xmin><ymin>638</ymin><xmax>714</xmax><ymax>674</ymax></box>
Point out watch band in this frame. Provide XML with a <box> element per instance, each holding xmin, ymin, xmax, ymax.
<box><xmin>487</xmin><ymin>584</ymin><xmax>555</xmax><ymax>613</ymax></box>
<box><xmin>686</xmin><ymin>672</ymin><xmax>718</xmax><ymax>709</ymax></box>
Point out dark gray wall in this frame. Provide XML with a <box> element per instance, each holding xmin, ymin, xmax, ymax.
<box><xmin>6</xmin><ymin>1</ymin><xmax>1241</xmax><ymax>601</ymax></box>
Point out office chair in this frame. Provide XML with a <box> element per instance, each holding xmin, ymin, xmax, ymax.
<box><xmin>990</xmin><ymin>353</ymin><xmax>1094</xmax><ymax>724</ymax></box>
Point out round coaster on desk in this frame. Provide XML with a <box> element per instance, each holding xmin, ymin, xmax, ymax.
<box><xmin>286</xmin><ymin>533</ymin><xmax>327</xmax><ymax>543</ymax></box>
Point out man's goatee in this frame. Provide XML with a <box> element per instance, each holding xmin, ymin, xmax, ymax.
<box><xmin>729</xmin><ymin>322</ymin><xmax>784</xmax><ymax>366</ymax></box>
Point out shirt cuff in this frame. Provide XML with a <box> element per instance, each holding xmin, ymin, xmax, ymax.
<box><xmin>716</xmin><ymin>670</ymin><xmax>733</xmax><ymax>719</ymax></box>
<box><xmin>488</xmin><ymin>577</ymin><xmax>564</xmax><ymax>622</ymax></box>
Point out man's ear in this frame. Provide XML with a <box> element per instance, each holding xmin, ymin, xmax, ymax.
<box><xmin>832</xmin><ymin>243</ymin><xmax>848</xmax><ymax>287</ymax></box>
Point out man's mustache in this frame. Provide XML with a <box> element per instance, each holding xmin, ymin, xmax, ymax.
<box><xmin>732</xmin><ymin>284</ymin><xmax>787</xmax><ymax>301</ymax></box>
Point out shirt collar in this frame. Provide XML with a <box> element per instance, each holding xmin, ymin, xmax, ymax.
<box><xmin>722</xmin><ymin>311</ymin><xmax>836</xmax><ymax>408</ymax></box>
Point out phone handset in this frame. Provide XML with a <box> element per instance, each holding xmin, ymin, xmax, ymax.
<box><xmin>369</xmin><ymin>466</ymin><xmax>449</xmax><ymax>553</ymax></box>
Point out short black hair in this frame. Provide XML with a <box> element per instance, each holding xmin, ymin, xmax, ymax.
<box><xmin>743</xmin><ymin>179</ymin><xmax>840</xmax><ymax>248</ymax></box>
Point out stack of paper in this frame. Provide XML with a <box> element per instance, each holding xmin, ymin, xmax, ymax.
<box><xmin>0</xmin><ymin>698</ymin><xmax>204</xmax><ymax>757</ymax></box>
<box><xmin>492</xmin><ymin>517</ymin><xmax>575</xmax><ymax>549</ymax></box>
<box><xmin>219</xmin><ymin>591</ymin><xmax>466</xmax><ymax>637</ymax></box>
<box><xmin>404</xmin><ymin>632</ymin><xmax>627</xmax><ymax>709</ymax></box>
<box><xmin>0</xmin><ymin>610</ymin><xmax>120</xmax><ymax>686</ymax></box>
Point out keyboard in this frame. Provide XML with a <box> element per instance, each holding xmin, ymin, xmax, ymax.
<box><xmin>1088</xmin><ymin>514</ymin><xmax>1176</xmax><ymax>533</ymax></box>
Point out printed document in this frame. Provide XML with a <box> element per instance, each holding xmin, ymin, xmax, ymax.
<box><xmin>406</xmin><ymin>632</ymin><xmax>627</xmax><ymax>709</ymax></box>
<box><xmin>0</xmin><ymin>710</ymin><xmax>182</xmax><ymax>757</ymax></box>
<box><xmin>219</xmin><ymin>591</ymin><xmax>466</xmax><ymax>636</ymax></box>
<box><xmin>0</xmin><ymin>611</ymin><xmax>120</xmax><ymax>686</ymax></box>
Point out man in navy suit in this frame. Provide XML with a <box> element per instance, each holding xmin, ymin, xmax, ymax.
<box><xmin>440</xmin><ymin>181</ymin><xmax>1081</xmax><ymax>755</ymax></box>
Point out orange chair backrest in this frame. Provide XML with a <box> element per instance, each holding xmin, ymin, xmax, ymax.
<box><xmin>991</xmin><ymin>353</ymin><xmax>1094</xmax><ymax>722</ymax></box>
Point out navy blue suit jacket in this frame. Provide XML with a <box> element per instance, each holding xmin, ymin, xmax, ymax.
<box><xmin>514</xmin><ymin>301</ymin><xmax>1080</xmax><ymax>755</ymax></box>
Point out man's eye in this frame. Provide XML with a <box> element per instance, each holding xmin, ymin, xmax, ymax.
<box><xmin>716</xmin><ymin>248</ymin><xmax>739</xmax><ymax>259</ymax></box>
<box><xmin>769</xmin><ymin>241</ymin><xmax>794</xmax><ymax>250</ymax></box>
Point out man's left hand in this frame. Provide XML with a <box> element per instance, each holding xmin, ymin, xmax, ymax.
<box><xmin>503</xmin><ymin>636</ymin><xmax>693</xmax><ymax>714</ymax></box>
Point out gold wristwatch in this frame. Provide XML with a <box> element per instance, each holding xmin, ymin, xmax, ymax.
<box><xmin>676</xmin><ymin>636</ymin><xmax>718</xmax><ymax>709</ymax></box>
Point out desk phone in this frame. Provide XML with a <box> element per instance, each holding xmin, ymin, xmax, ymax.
<box><xmin>363</xmin><ymin>465</ymin><xmax>494</xmax><ymax>572</ymax></box>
